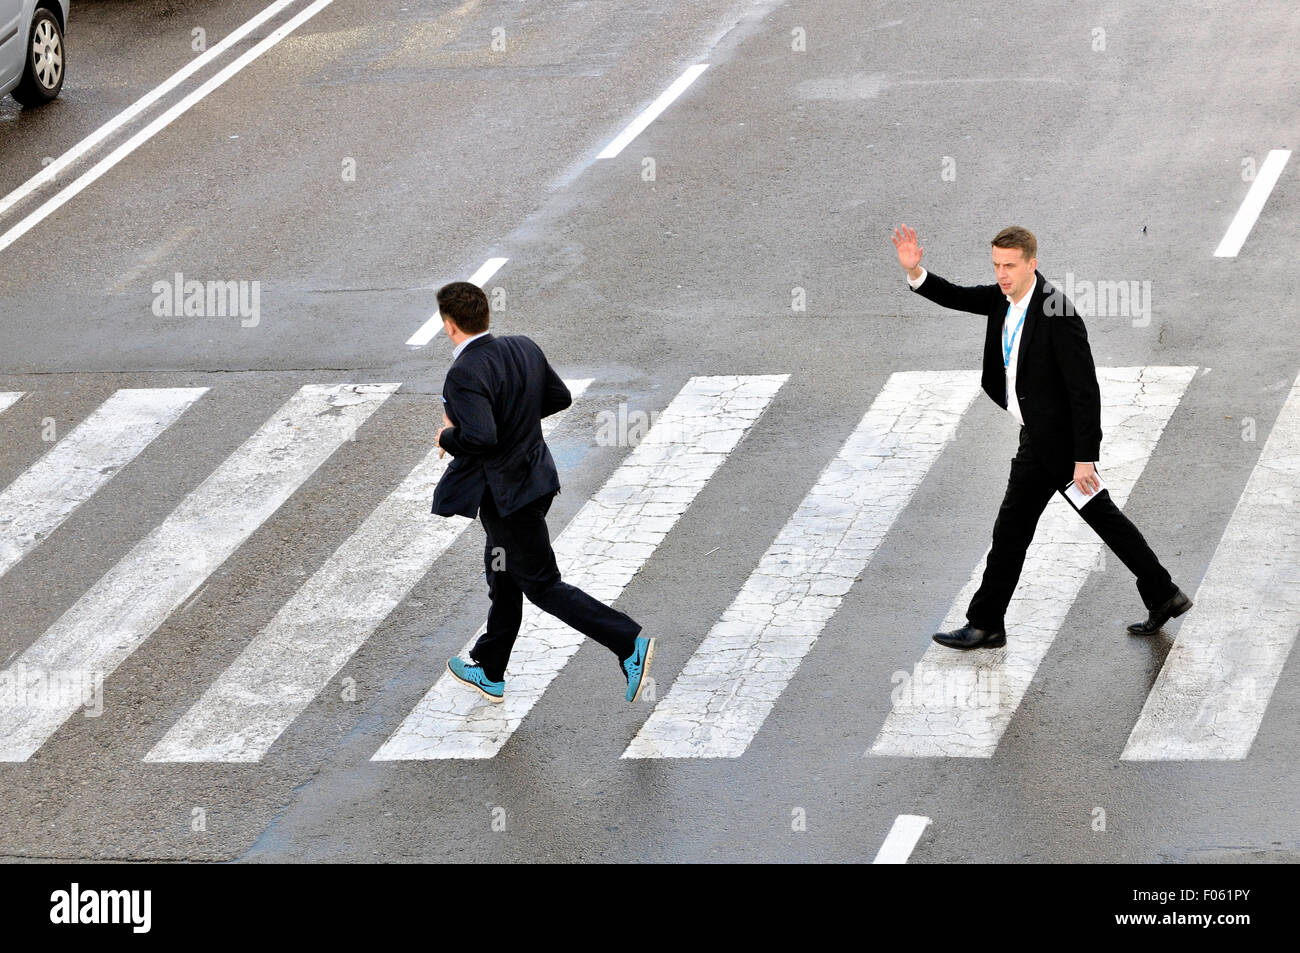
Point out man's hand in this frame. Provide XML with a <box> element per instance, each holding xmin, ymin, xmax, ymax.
<box><xmin>438</xmin><ymin>410</ymin><xmax>453</xmax><ymax>459</ymax></box>
<box><xmin>891</xmin><ymin>224</ymin><xmax>924</xmax><ymax>279</ymax></box>
<box><xmin>1073</xmin><ymin>462</ymin><xmax>1100</xmax><ymax>496</ymax></box>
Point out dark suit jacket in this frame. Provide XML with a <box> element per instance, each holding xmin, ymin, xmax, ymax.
<box><xmin>911</xmin><ymin>269</ymin><xmax>1102</xmax><ymax>480</ymax></box>
<box><xmin>431</xmin><ymin>333</ymin><xmax>573</xmax><ymax>519</ymax></box>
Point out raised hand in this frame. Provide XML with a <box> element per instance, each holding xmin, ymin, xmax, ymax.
<box><xmin>891</xmin><ymin>224</ymin><xmax>924</xmax><ymax>274</ymax></box>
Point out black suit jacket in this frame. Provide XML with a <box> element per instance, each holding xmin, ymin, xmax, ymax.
<box><xmin>911</xmin><ymin>269</ymin><xmax>1102</xmax><ymax>480</ymax></box>
<box><xmin>431</xmin><ymin>333</ymin><xmax>572</xmax><ymax>519</ymax></box>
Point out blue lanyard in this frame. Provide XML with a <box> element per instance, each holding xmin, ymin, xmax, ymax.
<box><xmin>1002</xmin><ymin>303</ymin><xmax>1026</xmax><ymax>368</ymax></box>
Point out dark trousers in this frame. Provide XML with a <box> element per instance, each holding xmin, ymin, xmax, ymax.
<box><xmin>470</xmin><ymin>486</ymin><xmax>640</xmax><ymax>682</ymax></box>
<box><xmin>966</xmin><ymin>428</ymin><xmax>1178</xmax><ymax>630</ymax></box>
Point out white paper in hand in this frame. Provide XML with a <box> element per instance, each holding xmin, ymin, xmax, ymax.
<box><xmin>1064</xmin><ymin>471</ymin><xmax>1107</xmax><ymax>509</ymax></box>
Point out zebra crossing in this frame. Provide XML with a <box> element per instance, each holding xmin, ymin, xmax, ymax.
<box><xmin>0</xmin><ymin>367</ymin><xmax>1297</xmax><ymax>766</ymax></box>
<box><xmin>625</xmin><ymin>370</ymin><xmax>981</xmax><ymax>759</ymax></box>
<box><xmin>870</xmin><ymin>366</ymin><xmax>1196</xmax><ymax>758</ymax></box>
<box><xmin>373</xmin><ymin>374</ymin><xmax>789</xmax><ymax>760</ymax></box>
<box><xmin>146</xmin><ymin>379</ymin><xmax>593</xmax><ymax>763</ymax></box>
<box><xmin>1122</xmin><ymin>372</ymin><xmax>1300</xmax><ymax>760</ymax></box>
<box><xmin>0</xmin><ymin>388</ymin><xmax>207</xmax><ymax>580</ymax></box>
<box><xmin>0</xmin><ymin>383</ymin><xmax>398</xmax><ymax>761</ymax></box>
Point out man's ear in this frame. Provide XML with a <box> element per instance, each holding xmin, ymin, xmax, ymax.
<box><xmin>1028</xmin><ymin>257</ymin><xmax>1038</xmax><ymax>273</ymax></box>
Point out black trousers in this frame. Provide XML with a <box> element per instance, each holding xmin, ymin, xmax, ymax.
<box><xmin>470</xmin><ymin>485</ymin><xmax>641</xmax><ymax>682</ymax></box>
<box><xmin>966</xmin><ymin>428</ymin><xmax>1178</xmax><ymax>631</ymax></box>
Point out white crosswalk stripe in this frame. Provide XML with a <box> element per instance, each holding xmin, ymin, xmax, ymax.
<box><xmin>869</xmin><ymin>366</ymin><xmax>1196</xmax><ymax>758</ymax></box>
<box><xmin>0</xmin><ymin>388</ymin><xmax>207</xmax><ymax>580</ymax></box>
<box><xmin>145</xmin><ymin>381</ymin><xmax>592</xmax><ymax>763</ymax></box>
<box><xmin>624</xmin><ymin>370</ymin><xmax>982</xmax><ymax>759</ymax></box>
<box><xmin>1123</xmin><ymin>370</ymin><xmax>1300</xmax><ymax>760</ymax></box>
<box><xmin>372</xmin><ymin>374</ymin><xmax>788</xmax><ymax>760</ymax></box>
<box><xmin>0</xmin><ymin>383</ymin><xmax>397</xmax><ymax>762</ymax></box>
<box><xmin>5</xmin><ymin>364</ymin><xmax>1292</xmax><ymax>769</ymax></box>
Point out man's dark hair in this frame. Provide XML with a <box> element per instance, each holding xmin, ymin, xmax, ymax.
<box><xmin>437</xmin><ymin>281</ymin><xmax>490</xmax><ymax>334</ymax></box>
<box><xmin>991</xmin><ymin>226</ymin><xmax>1037</xmax><ymax>263</ymax></box>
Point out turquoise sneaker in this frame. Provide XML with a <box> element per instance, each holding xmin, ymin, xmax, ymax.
<box><xmin>447</xmin><ymin>658</ymin><xmax>504</xmax><ymax>703</ymax></box>
<box><xmin>621</xmin><ymin>636</ymin><xmax>656</xmax><ymax>703</ymax></box>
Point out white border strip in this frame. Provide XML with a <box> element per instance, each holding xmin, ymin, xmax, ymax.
<box><xmin>0</xmin><ymin>0</ymin><xmax>338</xmax><ymax>255</ymax></box>
<box><xmin>0</xmin><ymin>0</ymin><xmax>299</xmax><ymax>220</ymax></box>
<box><xmin>597</xmin><ymin>64</ymin><xmax>709</xmax><ymax>159</ymax></box>
<box><xmin>1213</xmin><ymin>149</ymin><xmax>1292</xmax><ymax>257</ymax></box>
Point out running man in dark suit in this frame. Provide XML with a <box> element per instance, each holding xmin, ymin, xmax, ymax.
<box><xmin>890</xmin><ymin>224</ymin><xmax>1192</xmax><ymax>649</ymax></box>
<box><xmin>430</xmin><ymin>282</ymin><xmax>654</xmax><ymax>702</ymax></box>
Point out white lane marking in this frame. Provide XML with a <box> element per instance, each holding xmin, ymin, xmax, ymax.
<box><xmin>405</xmin><ymin>257</ymin><xmax>509</xmax><ymax>348</ymax></box>
<box><xmin>0</xmin><ymin>0</ymin><xmax>339</xmax><ymax>255</ymax></box>
<box><xmin>873</xmin><ymin>814</ymin><xmax>931</xmax><ymax>864</ymax></box>
<box><xmin>466</xmin><ymin>257</ymin><xmax>510</xmax><ymax>287</ymax></box>
<box><xmin>0</xmin><ymin>383</ymin><xmax>396</xmax><ymax>762</ymax></box>
<box><xmin>372</xmin><ymin>374</ymin><xmax>788</xmax><ymax>760</ymax></box>
<box><xmin>624</xmin><ymin>371</ymin><xmax>982</xmax><ymax>759</ymax></box>
<box><xmin>1213</xmin><ymin>149</ymin><xmax>1292</xmax><ymax>257</ymax></box>
<box><xmin>146</xmin><ymin>380</ymin><xmax>592</xmax><ymax>763</ymax></box>
<box><xmin>0</xmin><ymin>0</ymin><xmax>298</xmax><ymax>220</ymax></box>
<box><xmin>0</xmin><ymin>388</ymin><xmax>207</xmax><ymax>579</ymax></box>
<box><xmin>597</xmin><ymin>64</ymin><xmax>709</xmax><ymax>159</ymax></box>
<box><xmin>1123</xmin><ymin>371</ymin><xmax>1300</xmax><ymax>760</ymax></box>
<box><xmin>869</xmin><ymin>367</ymin><xmax>1196</xmax><ymax>758</ymax></box>
<box><xmin>0</xmin><ymin>393</ymin><xmax>24</xmax><ymax>414</ymax></box>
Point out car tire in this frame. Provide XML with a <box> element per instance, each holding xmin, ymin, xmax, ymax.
<box><xmin>11</xmin><ymin>8</ymin><xmax>65</xmax><ymax>107</ymax></box>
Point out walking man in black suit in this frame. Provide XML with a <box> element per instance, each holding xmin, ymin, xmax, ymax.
<box><xmin>890</xmin><ymin>224</ymin><xmax>1192</xmax><ymax>649</ymax></box>
<box><xmin>430</xmin><ymin>282</ymin><xmax>655</xmax><ymax>701</ymax></box>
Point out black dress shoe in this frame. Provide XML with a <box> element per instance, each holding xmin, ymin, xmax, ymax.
<box><xmin>1127</xmin><ymin>588</ymin><xmax>1193</xmax><ymax>635</ymax></box>
<box><xmin>932</xmin><ymin>624</ymin><xmax>1007</xmax><ymax>650</ymax></box>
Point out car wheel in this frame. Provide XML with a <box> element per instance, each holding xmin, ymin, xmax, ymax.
<box><xmin>11</xmin><ymin>8</ymin><xmax>65</xmax><ymax>107</ymax></box>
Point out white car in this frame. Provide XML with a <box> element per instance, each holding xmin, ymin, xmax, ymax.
<box><xmin>1</xmin><ymin>0</ymin><xmax>67</xmax><ymax>106</ymax></box>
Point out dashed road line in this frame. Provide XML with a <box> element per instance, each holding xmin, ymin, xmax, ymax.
<box><xmin>873</xmin><ymin>814</ymin><xmax>931</xmax><ymax>863</ymax></box>
<box><xmin>406</xmin><ymin>257</ymin><xmax>509</xmax><ymax>348</ymax></box>
<box><xmin>597</xmin><ymin>63</ymin><xmax>709</xmax><ymax>159</ymax></box>
<box><xmin>1214</xmin><ymin>149</ymin><xmax>1292</xmax><ymax>257</ymax></box>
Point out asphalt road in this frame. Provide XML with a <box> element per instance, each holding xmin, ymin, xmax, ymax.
<box><xmin>0</xmin><ymin>0</ymin><xmax>1296</xmax><ymax>862</ymax></box>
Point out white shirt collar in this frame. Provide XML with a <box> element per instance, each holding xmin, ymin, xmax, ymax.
<box><xmin>453</xmin><ymin>331</ymin><xmax>490</xmax><ymax>359</ymax></box>
<box><xmin>1006</xmin><ymin>275</ymin><xmax>1037</xmax><ymax>311</ymax></box>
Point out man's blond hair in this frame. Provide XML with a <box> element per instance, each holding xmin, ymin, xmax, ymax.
<box><xmin>991</xmin><ymin>226</ymin><xmax>1037</xmax><ymax>262</ymax></box>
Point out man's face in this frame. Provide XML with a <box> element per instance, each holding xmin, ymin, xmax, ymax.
<box><xmin>992</xmin><ymin>245</ymin><xmax>1037</xmax><ymax>299</ymax></box>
